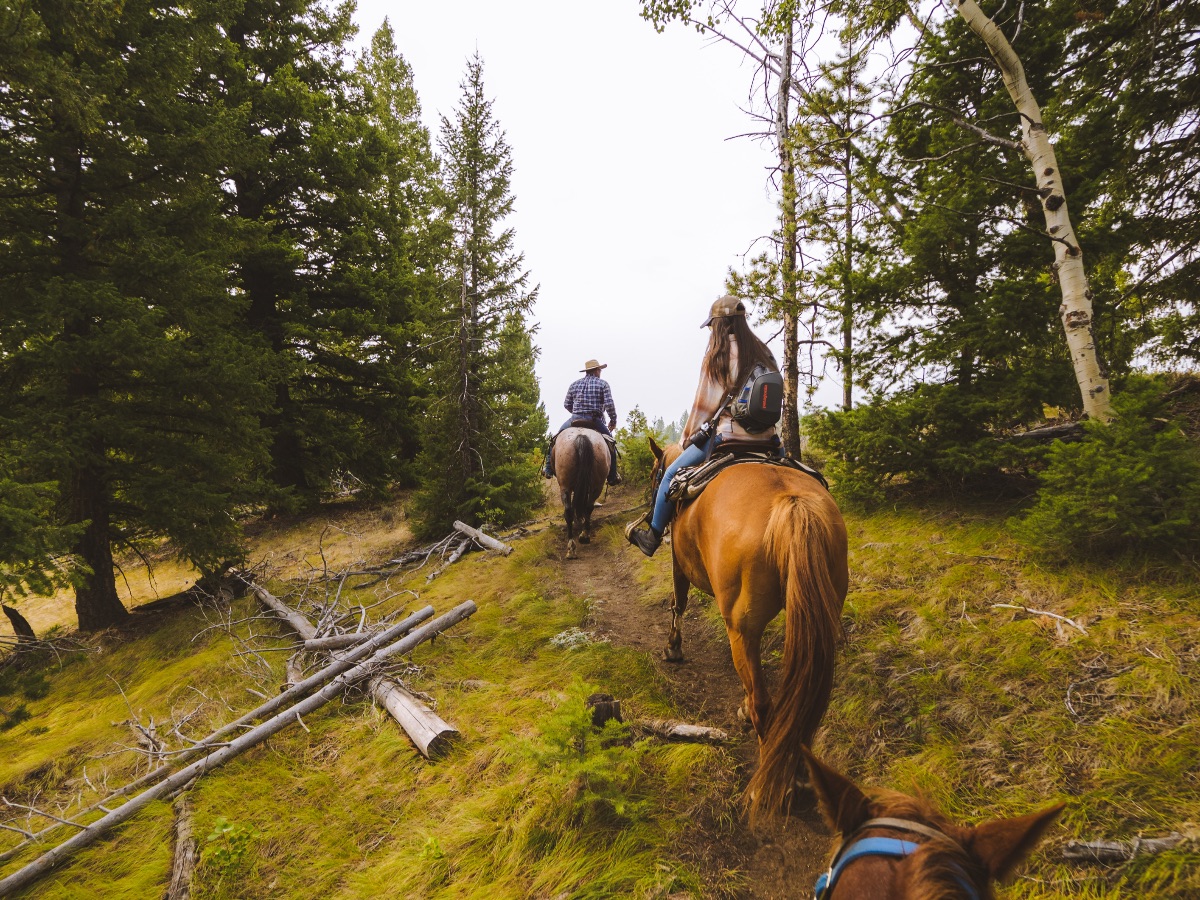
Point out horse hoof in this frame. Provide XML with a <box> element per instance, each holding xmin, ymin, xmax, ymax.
<box><xmin>566</xmin><ymin>540</ymin><xmax>578</xmax><ymax>560</ymax></box>
<box><xmin>579</xmin><ymin>534</ymin><xmax>590</xmax><ymax>544</ymax></box>
<box><xmin>662</xmin><ymin>648</ymin><xmax>685</xmax><ymax>663</ymax></box>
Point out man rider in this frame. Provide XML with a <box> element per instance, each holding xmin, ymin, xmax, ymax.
<box><xmin>543</xmin><ymin>359</ymin><xmax>621</xmax><ymax>485</ymax></box>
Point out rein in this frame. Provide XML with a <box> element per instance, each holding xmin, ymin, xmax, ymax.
<box><xmin>814</xmin><ymin>817</ymin><xmax>983</xmax><ymax>900</ymax></box>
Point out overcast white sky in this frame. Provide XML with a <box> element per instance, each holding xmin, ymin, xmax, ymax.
<box><xmin>352</xmin><ymin>0</ymin><xmax>844</xmax><ymax>426</ymax></box>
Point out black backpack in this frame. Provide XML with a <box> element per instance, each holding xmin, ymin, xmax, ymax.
<box><xmin>729</xmin><ymin>364</ymin><xmax>784</xmax><ymax>433</ymax></box>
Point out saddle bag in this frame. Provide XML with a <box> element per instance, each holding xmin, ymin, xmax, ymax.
<box><xmin>730</xmin><ymin>364</ymin><xmax>784</xmax><ymax>433</ymax></box>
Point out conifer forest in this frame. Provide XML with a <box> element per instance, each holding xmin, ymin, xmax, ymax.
<box><xmin>0</xmin><ymin>1</ymin><xmax>1197</xmax><ymax>898</ymax></box>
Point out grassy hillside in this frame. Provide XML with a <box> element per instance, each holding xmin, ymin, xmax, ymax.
<box><xmin>0</xmin><ymin>492</ymin><xmax>1196</xmax><ymax>898</ymax></box>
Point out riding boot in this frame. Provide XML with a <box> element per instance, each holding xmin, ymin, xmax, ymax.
<box><xmin>627</xmin><ymin>525</ymin><xmax>661</xmax><ymax>557</ymax></box>
<box><xmin>607</xmin><ymin>447</ymin><xmax>622</xmax><ymax>486</ymax></box>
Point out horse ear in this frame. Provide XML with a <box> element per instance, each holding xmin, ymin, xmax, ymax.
<box><xmin>966</xmin><ymin>803</ymin><xmax>1064</xmax><ymax>883</ymax></box>
<box><xmin>648</xmin><ymin>436</ymin><xmax>663</xmax><ymax>461</ymax></box>
<box><xmin>800</xmin><ymin>746</ymin><xmax>871</xmax><ymax>836</ymax></box>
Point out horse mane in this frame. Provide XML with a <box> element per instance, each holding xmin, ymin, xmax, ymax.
<box><xmin>866</xmin><ymin>789</ymin><xmax>992</xmax><ymax>900</ymax></box>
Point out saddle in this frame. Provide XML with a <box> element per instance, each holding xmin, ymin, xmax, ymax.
<box><xmin>665</xmin><ymin>448</ymin><xmax>829</xmax><ymax>506</ymax></box>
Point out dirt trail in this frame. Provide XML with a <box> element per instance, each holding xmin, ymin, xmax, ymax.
<box><xmin>548</xmin><ymin>486</ymin><xmax>831</xmax><ymax>900</ymax></box>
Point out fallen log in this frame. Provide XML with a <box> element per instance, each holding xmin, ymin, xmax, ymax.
<box><xmin>426</xmin><ymin>537</ymin><xmax>471</xmax><ymax>583</ymax></box>
<box><xmin>367</xmin><ymin>678</ymin><xmax>457</xmax><ymax>758</ymax></box>
<box><xmin>1063</xmin><ymin>832</ymin><xmax>1188</xmax><ymax>864</ymax></box>
<box><xmin>453</xmin><ymin>520</ymin><xmax>512</xmax><ymax>556</ymax></box>
<box><xmin>0</xmin><ymin>606</ymin><xmax>435</xmax><ymax>865</ymax></box>
<box><xmin>165</xmin><ymin>793</ymin><xmax>197</xmax><ymax>900</ymax></box>
<box><xmin>303</xmin><ymin>633</ymin><xmax>377</xmax><ymax>651</ymax></box>
<box><xmin>251</xmin><ymin>582</ymin><xmax>460</xmax><ymax>758</ymax></box>
<box><xmin>0</xmin><ymin>601</ymin><xmax>477</xmax><ymax>898</ymax></box>
<box><xmin>633</xmin><ymin>719</ymin><xmax>729</xmax><ymax>745</ymax></box>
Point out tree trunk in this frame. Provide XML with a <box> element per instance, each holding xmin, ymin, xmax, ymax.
<box><xmin>952</xmin><ymin>0</ymin><xmax>1112</xmax><ymax>421</ymax></box>
<box><xmin>2</xmin><ymin>606</ymin><xmax>35</xmax><ymax>643</ymax></box>
<box><xmin>50</xmin><ymin>104</ymin><xmax>127</xmax><ymax>632</ymax></box>
<box><xmin>69</xmin><ymin>465</ymin><xmax>128</xmax><ymax>631</ymax></box>
<box><xmin>776</xmin><ymin>19</ymin><xmax>803</xmax><ymax>457</ymax></box>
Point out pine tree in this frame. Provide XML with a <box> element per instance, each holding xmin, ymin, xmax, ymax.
<box><xmin>412</xmin><ymin>54</ymin><xmax>547</xmax><ymax>535</ymax></box>
<box><xmin>0</xmin><ymin>0</ymin><xmax>268</xmax><ymax>629</ymax></box>
<box><xmin>213</xmin><ymin>2</ymin><xmax>432</xmax><ymax>506</ymax></box>
<box><xmin>354</xmin><ymin>21</ymin><xmax>447</xmax><ymax>475</ymax></box>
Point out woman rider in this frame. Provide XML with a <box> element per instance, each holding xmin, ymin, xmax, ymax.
<box><xmin>627</xmin><ymin>295</ymin><xmax>779</xmax><ymax>557</ymax></box>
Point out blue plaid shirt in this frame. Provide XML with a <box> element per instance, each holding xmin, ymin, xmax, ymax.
<box><xmin>564</xmin><ymin>374</ymin><xmax>617</xmax><ymax>425</ymax></box>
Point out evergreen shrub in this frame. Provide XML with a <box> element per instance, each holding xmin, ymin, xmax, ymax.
<box><xmin>614</xmin><ymin>407</ymin><xmax>671</xmax><ymax>485</ymax></box>
<box><xmin>1011</xmin><ymin>379</ymin><xmax>1200</xmax><ymax>555</ymax></box>
<box><xmin>805</xmin><ymin>384</ymin><xmax>1027</xmax><ymax>507</ymax></box>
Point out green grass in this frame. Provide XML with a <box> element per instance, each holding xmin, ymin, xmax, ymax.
<box><xmin>0</xmin><ymin>524</ymin><xmax>742</xmax><ymax>899</ymax></box>
<box><xmin>819</xmin><ymin>504</ymin><xmax>1200</xmax><ymax>898</ymax></box>
<box><xmin>1</xmin><ymin>497</ymin><xmax>1196</xmax><ymax>898</ymax></box>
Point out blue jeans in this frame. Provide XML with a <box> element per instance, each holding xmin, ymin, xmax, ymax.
<box><xmin>650</xmin><ymin>441</ymin><xmax>707</xmax><ymax>534</ymax></box>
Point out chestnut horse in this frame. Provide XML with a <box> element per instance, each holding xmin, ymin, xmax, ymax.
<box><xmin>553</xmin><ymin>427</ymin><xmax>610</xmax><ymax>559</ymax></box>
<box><xmin>642</xmin><ymin>438</ymin><xmax>848</xmax><ymax>821</ymax></box>
<box><xmin>803</xmin><ymin>747</ymin><xmax>1063</xmax><ymax>900</ymax></box>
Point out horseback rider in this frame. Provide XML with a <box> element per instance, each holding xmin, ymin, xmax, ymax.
<box><xmin>627</xmin><ymin>295</ymin><xmax>779</xmax><ymax>557</ymax></box>
<box><xmin>544</xmin><ymin>359</ymin><xmax>622</xmax><ymax>485</ymax></box>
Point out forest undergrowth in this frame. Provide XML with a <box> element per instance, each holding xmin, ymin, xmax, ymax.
<box><xmin>0</xmin><ymin>492</ymin><xmax>1197</xmax><ymax>898</ymax></box>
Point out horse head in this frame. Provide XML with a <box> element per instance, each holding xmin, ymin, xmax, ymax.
<box><xmin>646</xmin><ymin>436</ymin><xmax>680</xmax><ymax>493</ymax></box>
<box><xmin>803</xmin><ymin>747</ymin><xmax>1063</xmax><ymax>900</ymax></box>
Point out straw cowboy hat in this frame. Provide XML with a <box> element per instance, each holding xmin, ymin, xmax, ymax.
<box><xmin>579</xmin><ymin>359</ymin><xmax>608</xmax><ymax>372</ymax></box>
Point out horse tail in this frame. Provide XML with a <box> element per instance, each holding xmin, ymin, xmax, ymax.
<box><xmin>747</xmin><ymin>491</ymin><xmax>845</xmax><ymax>823</ymax></box>
<box><xmin>570</xmin><ymin>434</ymin><xmax>595</xmax><ymax>523</ymax></box>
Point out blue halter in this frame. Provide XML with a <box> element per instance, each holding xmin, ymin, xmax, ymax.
<box><xmin>813</xmin><ymin>819</ymin><xmax>983</xmax><ymax>900</ymax></box>
<box><xmin>814</xmin><ymin>836</ymin><xmax>920</xmax><ymax>898</ymax></box>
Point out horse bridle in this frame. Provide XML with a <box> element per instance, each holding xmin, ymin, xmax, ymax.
<box><xmin>814</xmin><ymin>817</ymin><xmax>983</xmax><ymax>900</ymax></box>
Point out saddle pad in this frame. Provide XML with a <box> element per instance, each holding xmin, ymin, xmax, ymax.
<box><xmin>665</xmin><ymin>451</ymin><xmax>828</xmax><ymax>506</ymax></box>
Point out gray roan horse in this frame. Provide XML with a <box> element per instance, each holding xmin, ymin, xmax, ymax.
<box><xmin>552</xmin><ymin>427</ymin><xmax>610</xmax><ymax>559</ymax></box>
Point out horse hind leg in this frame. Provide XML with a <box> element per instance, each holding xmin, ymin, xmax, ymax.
<box><xmin>563</xmin><ymin>493</ymin><xmax>578</xmax><ymax>560</ymax></box>
<box><xmin>663</xmin><ymin>555</ymin><xmax>691</xmax><ymax>663</ymax></box>
<box><xmin>578</xmin><ymin>510</ymin><xmax>592</xmax><ymax>544</ymax></box>
<box><xmin>726</xmin><ymin>626</ymin><xmax>771</xmax><ymax>737</ymax></box>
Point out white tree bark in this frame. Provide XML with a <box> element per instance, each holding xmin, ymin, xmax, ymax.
<box><xmin>452</xmin><ymin>520</ymin><xmax>512</xmax><ymax>555</ymax></box>
<box><xmin>952</xmin><ymin>0</ymin><xmax>1112</xmax><ymax>421</ymax></box>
